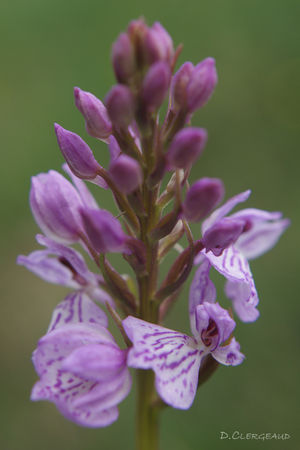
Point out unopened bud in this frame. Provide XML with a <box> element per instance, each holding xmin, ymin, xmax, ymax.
<box><xmin>142</xmin><ymin>61</ymin><xmax>171</xmax><ymax>112</ymax></box>
<box><xmin>106</xmin><ymin>85</ymin><xmax>135</xmax><ymax>129</ymax></box>
<box><xmin>30</xmin><ymin>171</ymin><xmax>84</xmax><ymax>244</ymax></box>
<box><xmin>187</xmin><ymin>57</ymin><xmax>217</xmax><ymax>112</ymax></box>
<box><xmin>80</xmin><ymin>208</ymin><xmax>127</xmax><ymax>254</ymax></box>
<box><xmin>183</xmin><ymin>178</ymin><xmax>224</xmax><ymax>222</ymax></box>
<box><xmin>170</xmin><ymin>62</ymin><xmax>194</xmax><ymax>111</ymax></box>
<box><xmin>202</xmin><ymin>218</ymin><xmax>245</xmax><ymax>256</ymax></box>
<box><xmin>74</xmin><ymin>87</ymin><xmax>112</xmax><ymax>139</ymax></box>
<box><xmin>145</xmin><ymin>22</ymin><xmax>174</xmax><ymax>64</ymax></box>
<box><xmin>54</xmin><ymin>123</ymin><xmax>100</xmax><ymax>179</ymax></box>
<box><xmin>109</xmin><ymin>154</ymin><xmax>142</xmax><ymax>194</ymax></box>
<box><xmin>127</xmin><ymin>18</ymin><xmax>148</xmax><ymax>68</ymax></box>
<box><xmin>108</xmin><ymin>135</ymin><xmax>121</xmax><ymax>162</ymax></box>
<box><xmin>167</xmin><ymin>127</ymin><xmax>207</xmax><ymax>169</ymax></box>
<box><xmin>112</xmin><ymin>32</ymin><xmax>136</xmax><ymax>84</ymax></box>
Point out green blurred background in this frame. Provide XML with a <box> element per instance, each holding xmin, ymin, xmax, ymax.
<box><xmin>1</xmin><ymin>0</ymin><xmax>299</xmax><ymax>449</ymax></box>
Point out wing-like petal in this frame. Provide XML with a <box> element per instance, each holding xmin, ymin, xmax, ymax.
<box><xmin>123</xmin><ymin>317</ymin><xmax>203</xmax><ymax>409</ymax></box>
<box><xmin>236</xmin><ymin>218</ymin><xmax>290</xmax><ymax>260</ymax></box>
<box><xmin>17</xmin><ymin>250</ymin><xmax>78</xmax><ymax>288</ymax></box>
<box><xmin>189</xmin><ymin>260</ymin><xmax>216</xmax><ymax>336</ymax></box>
<box><xmin>212</xmin><ymin>337</ymin><xmax>244</xmax><ymax>366</ymax></box>
<box><xmin>202</xmin><ymin>190</ymin><xmax>251</xmax><ymax>233</ymax></box>
<box><xmin>203</xmin><ymin>246</ymin><xmax>259</xmax><ymax>322</ymax></box>
<box><xmin>47</xmin><ymin>292</ymin><xmax>108</xmax><ymax>332</ymax></box>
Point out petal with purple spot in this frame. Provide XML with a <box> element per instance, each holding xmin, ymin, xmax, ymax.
<box><xmin>212</xmin><ymin>337</ymin><xmax>244</xmax><ymax>366</ymax></box>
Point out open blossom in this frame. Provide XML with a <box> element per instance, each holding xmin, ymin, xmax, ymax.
<box><xmin>194</xmin><ymin>190</ymin><xmax>290</xmax><ymax>321</ymax></box>
<box><xmin>31</xmin><ymin>294</ymin><xmax>131</xmax><ymax>427</ymax></box>
<box><xmin>123</xmin><ymin>301</ymin><xmax>244</xmax><ymax>410</ymax></box>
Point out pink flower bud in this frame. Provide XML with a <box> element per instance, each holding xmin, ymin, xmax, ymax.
<box><xmin>109</xmin><ymin>154</ymin><xmax>142</xmax><ymax>194</ymax></box>
<box><xmin>170</xmin><ymin>62</ymin><xmax>194</xmax><ymax>111</ymax></box>
<box><xmin>187</xmin><ymin>57</ymin><xmax>218</xmax><ymax>112</ymax></box>
<box><xmin>80</xmin><ymin>208</ymin><xmax>127</xmax><ymax>254</ymax></box>
<box><xmin>202</xmin><ymin>218</ymin><xmax>245</xmax><ymax>256</ymax></box>
<box><xmin>142</xmin><ymin>62</ymin><xmax>171</xmax><ymax>112</ymax></box>
<box><xmin>74</xmin><ymin>87</ymin><xmax>112</xmax><ymax>139</ymax></box>
<box><xmin>183</xmin><ymin>178</ymin><xmax>224</xmax><ymax>222</ymax></box>
<box><xmin>106</xmin><ymin>85</ymin><xmax>135</xmax><ymax>129</ymax></box>
<box><xmin>145</xmin><ymin>22</ymin><xmax>174</xmax><ymax>64</ymax></box>
<box><xmin>112</xmin><ymin>32</ymin><xmax>136</xmax><ymax>84</ymax></box>
<box><xmin>54</xmin><ymin>123</ymin><xmax>100</xmax><ymax>179</ymax></box>
<box><xmin>167</xmin><ymin>128</ymin><xmax>207</xmax><ymax>169</ymax></box>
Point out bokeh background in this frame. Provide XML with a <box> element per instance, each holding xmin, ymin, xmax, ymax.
<box><xmin>1</xmin><ymin>0</ymin><xmax>299</xmax><ymax>449</ymax></box>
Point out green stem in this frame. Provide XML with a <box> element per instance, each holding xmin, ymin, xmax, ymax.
<box><xmin>136</xmin><ymin>370</ymin><xmax>159</xmax><ymax>450</ymax></box>
<box><xmin>135</xmin><ymin>175</ymin><xmax>160</xmax><ymax>449</ymax></box>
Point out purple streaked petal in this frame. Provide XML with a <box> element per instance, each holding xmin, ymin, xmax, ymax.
<box><xmin>203</xmin><ymin>245</ymin><xmax>250</xmax><ymax>283</ymax></box>
<box><xmin>47</xmin><ymin>292</ymin><xmax>108</xmax><ymax>332</ymax></box>
<box><xmin>225</xmin><ymin>279</ymin><xmax>260</xmax><ymax>322</ymax></box>
<box><xmin>62</xmin><ymin>343</ymin><xmax>127</xmax><ymax>381</ymax></box>
<box><xmin>189</xmin><ymin>260</ymin><xmax>216</xmax><ymax>337</ymax></box>
<box><xmin>32</xmin><ymin>323</ymin><xmax>112</xmax><ymax>380</ymax></box>
<box><xmin>202</xmin><ymin>190</ymin><xmax>251</xmax><ymax>233</ymax></box>
<box><xmin>17</xmin><ymin>250</ymin><xmax>77</xmax><ymax>288</ymax></box>
<box><xmin>123</xmin><ymin>316</ymin><xmax>202</xmax><ymax>409</ymax></box>
<box><xmin>57</xmin><ymin>402</ymin><xmax>119</xmax><ymax>428</ymax></box>
<box><xmin>212</xmin><ymin>337</ymin><xmax>245</xmax><ymax>366</ymax></box>
<box><xmin>73</xmin><ymin>367</ymin><xmax>131</xmax><ymax>411</ymax></box>
<box><xmin>236</xmin><ymin>218</ymin><xmax>290</xmax><ymax>260</ymax></box>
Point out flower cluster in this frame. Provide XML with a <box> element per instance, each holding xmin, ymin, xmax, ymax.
<box><xmin>18</xmin><ymin>18</ymin><xmax>289</xmax><ymax>429</ymax></box>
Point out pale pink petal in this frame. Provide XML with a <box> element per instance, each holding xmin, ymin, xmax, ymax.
<box><xmin>123</xmin><ymin>317</ymin><xmax>203</xmax><ymax>409</ymax></box>
<box><xmin>62</xmin><ymin>344</ymin><xmax>127</xmax><ymax>381</ymax></box>
<box><xmin>236</xmin><ymin>218</ymin><xmax>290</xmax><ymax>260</ymax></box>
<box><xmin>225</xmin><ymin>279</ymin><xmax>260</xmax><ymax>322</ymax></box>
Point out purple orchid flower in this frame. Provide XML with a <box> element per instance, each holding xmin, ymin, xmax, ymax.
<box><xmin>31</xmin><ymin>294</ymin><xmax>131</xmax><ymax>427</ymax></box>
<box><xmin>17</xmin><ymin>234</ymin><xmax>113</xmax><ymax>306</ymax></box>
<box><xmin>123</xmin><ymin>301</ymin><xmax>243</xmax><ymax>410</ymax></box>
<box><xmin>194</xmin><ymin>190</ymin><xmax>290</xmax><ymax>322</ymax></box>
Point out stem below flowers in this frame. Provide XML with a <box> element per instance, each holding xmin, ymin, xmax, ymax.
<box><xmin>136</xmin><ymin>370</ymin><xmax>159</xmax><ymax>450</ymax></box>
